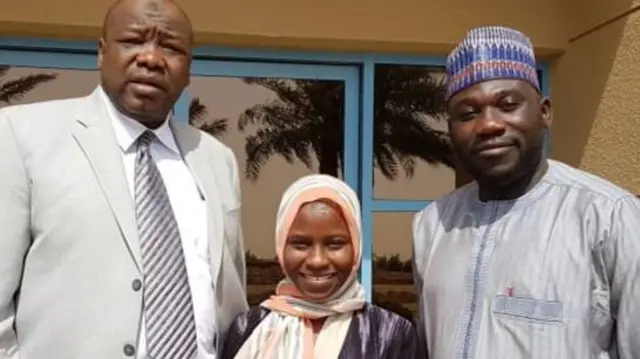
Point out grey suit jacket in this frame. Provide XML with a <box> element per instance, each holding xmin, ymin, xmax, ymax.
<box><xmin>0</xmin><ymin>87</ymin><xmax>249</xmax><ymax>359</ymax></box>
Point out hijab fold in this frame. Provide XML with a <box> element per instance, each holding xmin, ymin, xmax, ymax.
<box><xmin>234</xmin><ymin>174</ymin><xmax>366</xmax><ymax>359</ymax></box>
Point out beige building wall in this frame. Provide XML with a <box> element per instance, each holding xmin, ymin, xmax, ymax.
<box><xmin>0</xmin><ymin>0</ymin><xmax>566</xmax><ymax>55</ymax></box>
<box><xmin>552</xmin><ymin>1</ymin><xmax>640</xmax><ymax>194</ymax></box>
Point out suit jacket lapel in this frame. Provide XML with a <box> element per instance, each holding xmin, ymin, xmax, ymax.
<box><xmin>72</xmin><ymin>88</ymin><xmax>142</xmax><ymax>273</ymax></box>
<box><xmin>172</xmin><ymin>123</ymin><xmax>225</xmax><ymax>284</ymax></box>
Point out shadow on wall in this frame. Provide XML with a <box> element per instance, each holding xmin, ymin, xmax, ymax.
<box><xmin>550</xmin><ymin>1</ymin><xmax>631</xmax><ymax>169</ymax></box>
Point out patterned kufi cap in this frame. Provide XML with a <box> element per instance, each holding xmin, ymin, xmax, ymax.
<box><xmin>445</xmin><ymin>26</ymin><xmax>540</xmax><ymax>101</ymax></box>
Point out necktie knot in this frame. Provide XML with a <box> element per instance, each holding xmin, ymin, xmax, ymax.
<box><xmin>137</xmin><ymin>131</ymin><xmax>156</xmax><ymax>149</ymax></box>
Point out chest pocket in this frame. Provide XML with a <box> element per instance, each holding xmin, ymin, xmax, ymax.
<box><xmin>493</xmin><ymin>295</ymin><xmax>564</xmax><ymax>324</ymax></box>
<box><xmin>490</xmin><ymin>294</ymin><xmax>566</xmax><ymax>359</ymax></box>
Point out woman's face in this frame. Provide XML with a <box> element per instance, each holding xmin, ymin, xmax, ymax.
<box><xmin>282</xmin><ymin>199</ymin><xmax>355</xmax><ymax>301</ymax></box>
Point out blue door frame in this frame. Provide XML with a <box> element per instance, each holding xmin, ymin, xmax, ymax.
<box><xmin>0</xmin><ymin>36</ymin><xmax>550</xmax><ymax>302</ymax></box>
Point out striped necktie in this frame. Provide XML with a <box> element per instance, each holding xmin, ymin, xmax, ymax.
<box><xmin>135</xmin><ymin>130</ymin><xmax>198</xmax><ymax>359</ymax></box>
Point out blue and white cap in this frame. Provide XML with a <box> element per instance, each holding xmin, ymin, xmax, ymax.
<box><xmin>445</xmin><ymin>26</ymin><xmax>540</xmax><ymax>101</ymax></box>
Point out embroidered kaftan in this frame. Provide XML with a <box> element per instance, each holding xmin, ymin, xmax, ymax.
<box><xmin>412</xmin><ymin>160</ymin><xmax>640</xmax><ymax>359</ymax></box>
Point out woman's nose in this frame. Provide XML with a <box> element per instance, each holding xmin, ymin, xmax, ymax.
<box><xmin>306</xmin><ymin>246</ymin><xmax>330</xmax><ymax>269</ymax></box>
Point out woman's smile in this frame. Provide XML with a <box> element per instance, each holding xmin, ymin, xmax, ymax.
<box><xmin>283</xmin><ymin>199</ymin><xmax>354</xmax><ymax>301</ymax></box>
<box><xmin>298</xmin><ymin>272</ymin><xmax>338</xmax><ymax>294</ymax></box>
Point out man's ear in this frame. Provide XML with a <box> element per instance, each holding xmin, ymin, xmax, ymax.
<box><xmin>97</xmin><ymin>38</ymin><xmax>106</xmax><ymax>69</ymax></box>
<box><xmin>540</xmin><ymin>96</ymin><xmax>552</xmax><ymax>129</ymax></box>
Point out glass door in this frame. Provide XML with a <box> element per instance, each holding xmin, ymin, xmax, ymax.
<box><xmin>180</xmin><ymin>59</ymin><xmax>361</xmax><ymax>306</ymax></box>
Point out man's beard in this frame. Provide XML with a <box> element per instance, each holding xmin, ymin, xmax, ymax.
<box><xmin>463</xmin><ymin>143</ymin><xmax>544</xmax><ymax>189</ymax></box>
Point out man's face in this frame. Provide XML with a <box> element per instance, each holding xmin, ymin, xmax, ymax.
<box><xmin>447</xmin><ymin>79</ymin><xmax>552</xmax><ymax>185</ymax></box>
<box><xmin>98</xmin><ymin>0</ymin><xmax>192</xmax><ymax>127</ymax></box>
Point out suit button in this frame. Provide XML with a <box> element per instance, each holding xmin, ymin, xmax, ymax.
<box><xmin>132</xmin><ymin>279</ymin><xmax>142</xmax><ymax>291</ymax></box>
<box><xmin>123</xmin><ymin>344</ymin><xmax>136</xmax><ymax>356</ymax></box>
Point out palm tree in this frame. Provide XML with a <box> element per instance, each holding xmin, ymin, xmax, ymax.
<box><xmin>0</xmin><ymin>65</ymin><xmax>58</xmax><ymax>106</ymax></box>
<box><xmin>229</xmin><ymin>65</ymin><xmax>455</xmax><ymax>182</ymax></box>
<box><xmin>188</xmin><ymin>96</ymin><xmax>228</xmax><ymax>138</ymax></box>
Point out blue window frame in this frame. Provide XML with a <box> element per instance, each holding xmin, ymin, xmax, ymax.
<box><xmin>0</xmin><ymin>36</ymin><xmax>551</xmax><ymax>301</ymax></box>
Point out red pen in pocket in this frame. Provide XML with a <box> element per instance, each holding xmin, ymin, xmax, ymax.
<box><xmin>506</xmin><ymin>286</ymin><xmax>514</xmax><ymax>297</ymax></box>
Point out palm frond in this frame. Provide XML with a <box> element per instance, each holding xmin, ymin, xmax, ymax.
<box><xmin>238</xmin><ymin>101</ymin><xmax>314</xmax><ymax>131</ymax></box>
<box><xmin>244</xmin><ymin>125</ymin><xmax>314</xmax><ymax>182</ymax></box>
<box><xmin>373</xmin><ymin>143</ymin><xmax>400</xmax><ymax>179</ymax></box>
<box><xmin>239</xmin><ymin>78</ymin><xmax>340</xmax><ymax>131</ymax></box>
<box><xmin>0</xmin><ymin>73</ymin><xmax>58</xmax><ymax>104</ymax></box>
<box><xmin>188</xmin><ymin>97</ymin><xmax>207</xmax><ymax>124</ymax></box>
<box><xmin>188</xmin><ymin>97</ymin><xmax>230</xmax><ymax>138</ymax></box>
<box><xmin>198</xmin><ymin>118</ymin><xmax>228</xmax><ymax>138</ymax></box>
<box><xmin>384</xmin><ymin>122</ymin><xmax>454</xmax><ymax>168</ymax></box>
<box><xmin>375</xmin><ymin>65</ymin><xmax>447</xmax><ymax>118</ymax></box>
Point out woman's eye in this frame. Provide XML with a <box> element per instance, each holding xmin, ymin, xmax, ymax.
<box><xmin>287</xmin><ymin>238</ymin><xmax>311</xmax><ymax>250</ymax></box>
<box><xmin>326</xmin><ymin>238</ymin><xmax>348</xmax><ymax>250</ymax></box>
<box><xmin>291</xmin><ymin>242</ymin><xmax>308</xmax><ymax>250</ymax></box>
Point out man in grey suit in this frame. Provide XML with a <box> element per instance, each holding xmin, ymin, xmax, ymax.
<box><xmin>0</xmin><ymin>0</ymin><xmax>248</xmax><ymax>358</ymax></box>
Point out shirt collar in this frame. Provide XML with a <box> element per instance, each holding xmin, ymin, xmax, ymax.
<box><xmin>99</xmin><ymin>86</ymin><xmax>181</xmax><ymax>154</ymax></box>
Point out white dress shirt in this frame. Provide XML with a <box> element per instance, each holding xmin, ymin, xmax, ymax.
<box><xmin>99</xmin><ymin>88</ymin><xmax>216</xmax><ymax>359</ymax></box>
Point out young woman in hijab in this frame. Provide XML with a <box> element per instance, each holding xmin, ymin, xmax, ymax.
<box><xmin>220</xmin><ymin>174</ymin><xmax>422</xmax><ymax>359</ymax></box>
